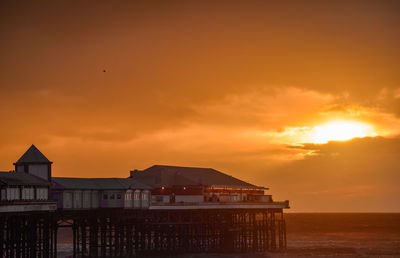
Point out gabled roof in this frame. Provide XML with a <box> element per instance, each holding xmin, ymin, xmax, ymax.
<box><xmin>52</xmin><ymin>177</ymin><xmax>151</xmax><ymax>190</ymax></box>
<box><xmin>0</xmin><ymin>171</ymin><xmax>50</xmax><ymax>186</ymax></box>
<box><xmin>130</xmin><ymin>165</ymin><xmax>266</xmax><ymax>190</ymax></box>
<box><xmin>14</xmin><ymin>145</ymin><xmax>51</xmax><ymax>164</ymax></box>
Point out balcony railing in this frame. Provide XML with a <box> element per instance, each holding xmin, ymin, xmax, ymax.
<box><xmin>150</xmin><ymin>200</ymin><xmax>290</xmax><ymax>209</ymax></box>
<box><xmin>0</xmin><ymin>199</ymin><xmax>56</xmax><ymax>205</ymax></box>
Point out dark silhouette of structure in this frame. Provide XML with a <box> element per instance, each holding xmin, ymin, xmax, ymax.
<box><xmin>0</xmin><ymin>145</ymin><xmax>289</xmax><ymax>257</ymax></box>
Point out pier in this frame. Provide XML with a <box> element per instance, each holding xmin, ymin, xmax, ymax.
<box><xmin>1</xmin><ymin>145</ymin><xmax>289</xmax><ymax>257</ymax></box>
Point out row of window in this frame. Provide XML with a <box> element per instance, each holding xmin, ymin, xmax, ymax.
<box><xmin>102</xmin><ymin>193</ymin><xmax>122</xmax><ymax>200</ymax></box>
<box><xmin>63</xmin><ymin>191</ymin><xmax>99</xmax><ymax>209</ymax></box>
<box><xmin>0</xmin><ymin>187</ymin><xmax>48</xmax><ymax>201</ymax></box>
<box><xmin>124</xmin><ymin>192</ymin><xmax>141</xmax><ymax>201</ymax></box>
<box><xmin>102</xmin><ymin>192</ymin><xmax>150</xmax><ymax>201</ymax></box>
<box><xmin>62</xmin><ymin>190</ymin><xmax>150</xmax><ymax>209</ymax></box>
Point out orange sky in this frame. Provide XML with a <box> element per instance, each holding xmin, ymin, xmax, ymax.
<box><xmin>1</xmin><ymin>0</ymin><xmax>399</xmax><ymax>211</ymax></box>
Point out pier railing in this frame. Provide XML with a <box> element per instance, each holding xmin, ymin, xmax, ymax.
<box><xmin>149</xmin><ymin>200</ymin><xmax>290</xmax><ymax>210</ymax></box>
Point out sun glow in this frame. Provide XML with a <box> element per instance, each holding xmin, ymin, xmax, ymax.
<box><xmin>309</xmin><ymin>121</ymin><xmax>377</xmax><ymax>144</ymax></box>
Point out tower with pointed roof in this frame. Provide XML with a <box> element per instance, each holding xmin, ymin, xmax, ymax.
<box><xmin>13</xmin><ymin>144</ymin><xmax>53</xmax><ymax>181</ymax></box>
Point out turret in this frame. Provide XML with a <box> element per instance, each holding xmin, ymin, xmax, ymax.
<box><xmin>13</xmin><ymin>144</ymin><xmax>53</xmax><ymax>181</ymax></box>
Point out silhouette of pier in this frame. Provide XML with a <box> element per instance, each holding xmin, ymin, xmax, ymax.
<box><xmin>1</xmin><ymin>145</ymin><xmax>288</xmax><ymax>257</ymax></box>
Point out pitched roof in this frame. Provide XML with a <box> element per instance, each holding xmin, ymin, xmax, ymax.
<box><xmin>130</xmin><ymin>165</ymin><xmax>266</xmax><ymax>190</ymax></box>
<box><xmin>52</xmin><ymin>177</ymin><xmax>151</xmax><ymax>190</ymax></box>
<box><xmin>14</xmin><ymin>145</ymin><xmax>51</xmax><ymax>164</ymax></box>
<box><xmin>0</xmin><ymin>171</ymin><xmax>50</xmax><ymax>186</ymax></box>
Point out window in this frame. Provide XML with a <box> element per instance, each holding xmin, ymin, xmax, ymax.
<box><xmin>73</xmin><ymin>191</ymin><xmax>82</xmax><ymax>208</ymax></box>
<box><xmin>7</xmin><ymin>187</ymin><xmax>20</xmax><ymax>200</ymax></box>
<box><xmin>36</xmin><ymin>188</ymin><xmax>48</xmax><ymax>200</ymax></box>
<box><xmin>103</xmin><ymin>194</ymin><xmax>108</xmax><ymax>200</ymax></box>
<box><xmin>117</xmin><ymin>194</ymin><xmax>121</xmax><ymax>199</ymax></box>
<box><xmin>134</xmin><ymin>192</ymin><xmax>140</xmax><ymax>200</ymax></box>
<box><xmin>1</xmin><ymin>189</ymin><xmax>5</xmax><ymax>200</ymax></box>
<box><xmin>141</xmin><ymin>192</ymin><xmax>148</xmax><ymax>201</ymax></box>
<box><xmin>22</xmin><ymin>187</ymin><xmax>34</xmax><ymax>200</ymax></box>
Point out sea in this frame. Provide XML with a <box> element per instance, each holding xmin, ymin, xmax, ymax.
<box><xmin>58</xmin><ymin>213</ymin><xmax>400</xmax><ymax>257</ymax></box>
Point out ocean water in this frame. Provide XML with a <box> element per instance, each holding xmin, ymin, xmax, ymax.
<box><xmin>279</xmin><ymin>213</ymin><xmax>400</xmax><ymax>257</ymax></box>
<box><xmin>58</xmin><ymin>213</ymin><xmax>400</xmax><ymax>257</ymax></box>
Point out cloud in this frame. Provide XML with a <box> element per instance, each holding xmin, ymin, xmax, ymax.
<box><xmin>1</xmin><ymin>86</ymin><xmax>399</xmax><ymax>177</ymax></box>
<box><xmin>295</xmin><ymin>136</ymin><xmax>400</xmax><ymax>155</ymax></box>
<box><xmin>260</xmin><ymin>137</ymin><xmax>400</xmax><ymax>212</ymax></box>
<box><xmin>190</xmin><ymin>87</ymin><xmax>334</xmax><ymax>128</ymax></box>
<box><xmin>0</xmin><ymin>1</ymin><xmax>399</xmax><ymax>212</ymax></box>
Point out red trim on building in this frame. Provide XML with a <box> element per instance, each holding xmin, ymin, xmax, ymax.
<box><xmin>205</xmin><ymin>187</ymin><xmax>264</xmax><ymax>195</ymax></box>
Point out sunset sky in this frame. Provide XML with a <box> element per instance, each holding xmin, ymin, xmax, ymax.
<box><xmin>1</xmin><ymin>0</ymin><xmax>399</xmax><ymax>212</ymax></box>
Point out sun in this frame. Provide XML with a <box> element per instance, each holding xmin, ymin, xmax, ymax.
<box><xmin>309</xmin><ymin>121</ymin><xmax>377</xmax><ymax>144</ymax></box>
